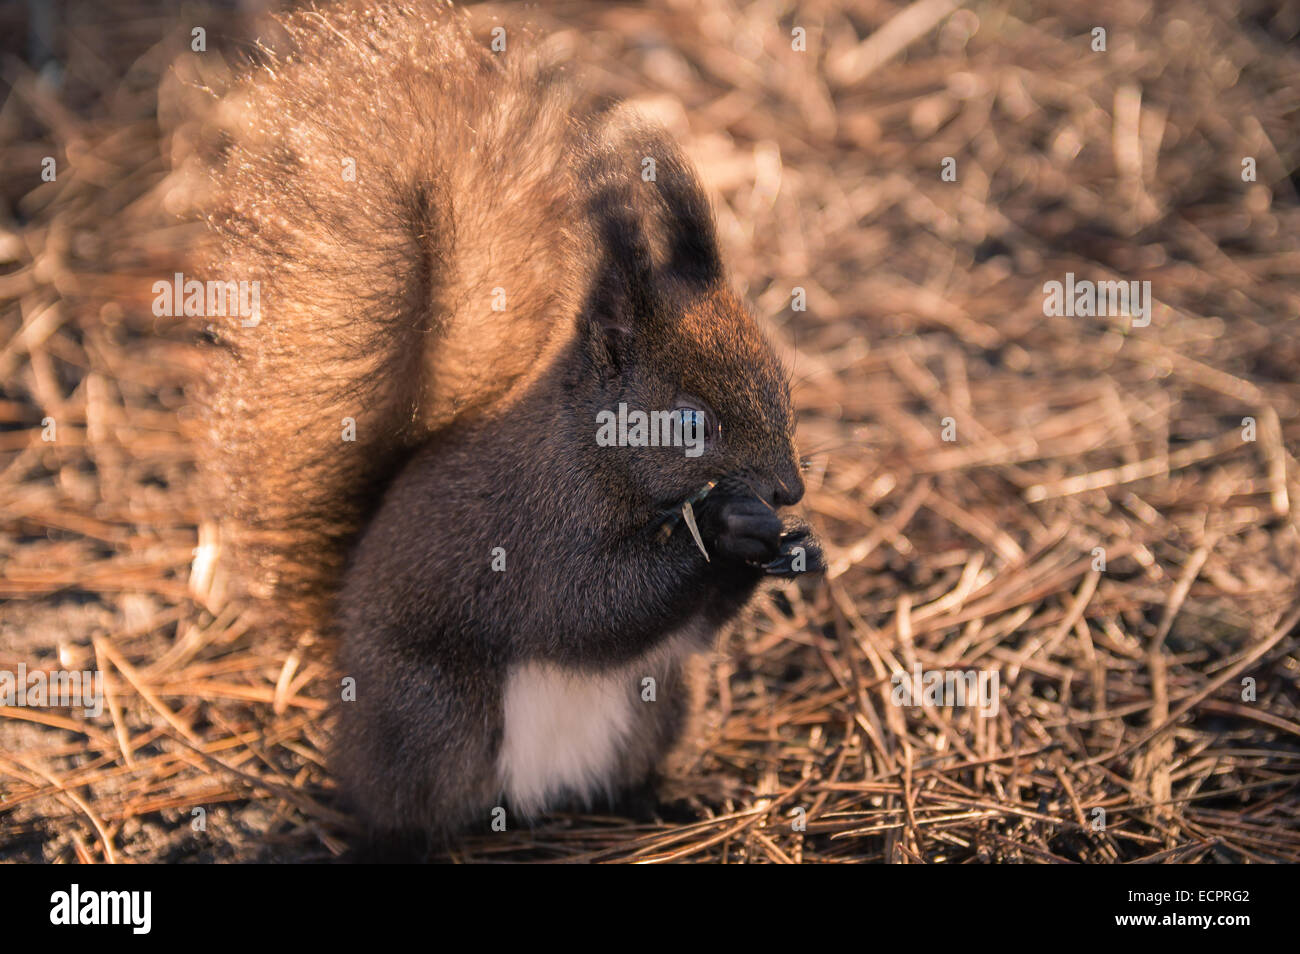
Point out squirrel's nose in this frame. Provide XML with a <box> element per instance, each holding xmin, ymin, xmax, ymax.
<box><xmin>772</xmin><ymin>471</ymin><xmax>804</xmax><ymax>507</ymax></box>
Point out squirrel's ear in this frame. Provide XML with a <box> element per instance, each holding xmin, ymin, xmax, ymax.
<box><xmin>584</xmin><ymin>300</ymin><xmax>633</xmax><ymax>371</ymax></box>
<box><xmin>582</xmin><ymin>236</ymin><xmax>645</xmax><ymax>370</ymax></box>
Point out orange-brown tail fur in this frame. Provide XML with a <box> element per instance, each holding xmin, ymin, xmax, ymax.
<box><xmin>175</xmin><ymin>1</ymin><xmax>595</xmax><ymax>631</ymax></box>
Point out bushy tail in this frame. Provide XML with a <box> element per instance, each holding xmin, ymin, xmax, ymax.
<box><xmin>168</xmin><ymin>0</ymin><xmax>587</xmax><ymax>632</ymax></box>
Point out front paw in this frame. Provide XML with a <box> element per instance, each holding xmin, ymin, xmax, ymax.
<box><xmin>764</xmin><ymin>524</ymin><xmax>826</xmax><ymax>577</ymax></box>
<box><xmin>695</xmin><ymin>494</ymin><xmax>783</xmax><ymax>565</ymax></box>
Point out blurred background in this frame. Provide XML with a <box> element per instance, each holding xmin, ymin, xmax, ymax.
<box><xmin>1</xmin><ymin>0</ymin><xmax>1298</xmax><ymax>862</ymax></box>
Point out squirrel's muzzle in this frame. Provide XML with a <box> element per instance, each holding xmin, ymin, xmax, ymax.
<box><xmin>723</xmin><ymin>464</ymin><xmax>804</xmax><ymax>509</ymax></box>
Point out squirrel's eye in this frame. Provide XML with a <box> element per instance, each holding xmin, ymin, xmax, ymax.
<box><xmin>680</xmin><ymin>409</ymin><xmax>705</xmax><ymax>431</ymax></box>
<box><xmin>673</xmin><ymin>394</ymin><xmax>719</xmax><ymax>448</ymax></box>
<box><xmin>673</xmin><ymin>399</ymin><xmax>718</xmax><ymax>451</ymax></box>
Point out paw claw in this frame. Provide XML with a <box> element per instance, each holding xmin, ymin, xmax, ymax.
<box><xmin>764</xmin><ymin>526</ymin><xmax>826</xmax><ymax>576</ymax></box>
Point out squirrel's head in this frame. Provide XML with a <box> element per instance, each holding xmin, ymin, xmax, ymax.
<box><xmin>570</xmin><ymin>112</ymin><xmax>805</xmax><ymax>518</ymax></box>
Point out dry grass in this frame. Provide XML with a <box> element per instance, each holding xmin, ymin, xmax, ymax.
<box><xmin>2</xmin><ymin>0</ymin><xmax>1299</xmax><ymax>863</ymax></box>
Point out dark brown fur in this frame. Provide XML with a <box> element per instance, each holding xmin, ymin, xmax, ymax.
<box><xmin>184</xmin><ymin>0</ymin><xmax>819</xmax><ymax>848</ymax></box>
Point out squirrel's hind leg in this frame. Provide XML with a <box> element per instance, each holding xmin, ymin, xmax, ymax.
<box><xmin>332</xmin><ymin>642</ymin><xmax>503</xmax><ymax>842</ymax></box>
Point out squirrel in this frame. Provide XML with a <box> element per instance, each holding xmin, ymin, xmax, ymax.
<box><xmin>182</xmin><ymin>0</ymin><xmax>824</xmax><ymax>852</ymax></box>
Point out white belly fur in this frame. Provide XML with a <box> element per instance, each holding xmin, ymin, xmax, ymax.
<box><xmin>497</xmin><ymin>627</ymin><xmax>706</xmax><ymax>818</ymax></box>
